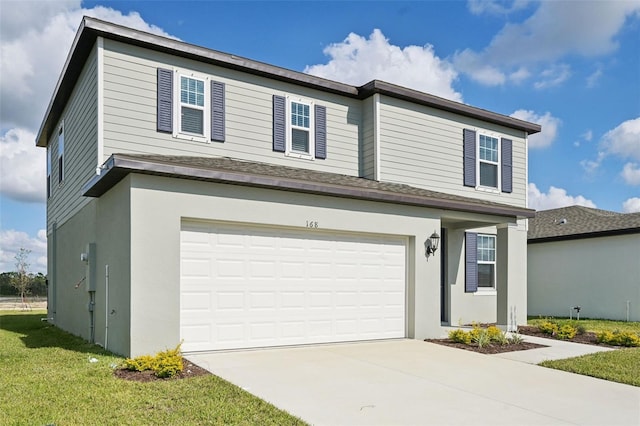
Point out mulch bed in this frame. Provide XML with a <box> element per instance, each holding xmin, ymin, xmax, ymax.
<box><xmin>425</xmin><ymin>338</ymin><xmax>547</xmax><ymax>354</ymax></box>
<box><xmin>517</xmin><ymin>326</ymin><xmax>603</xmax><ymax>346</ymax></box>
<box><xmin>114</xmin><ymin>359</ymin><xmax>211</xmax><ymax>382</ymax></box>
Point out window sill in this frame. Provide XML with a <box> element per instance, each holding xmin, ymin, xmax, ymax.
<box><xmin>473</xmin><ymin>289</ymin><xmax>497</xmax><ymax>296</ymax></box>
<box><xmin>173</xmin><ymin>133</ymin><xmax>209</xmax><ymax>144</ymax></box>
<box><xmin>475</xmin><ymin>186</ymin><xmax>500</xmax><ymax>194</ymax></box>
<box><xmin>285</xmin><ymin>151</ymin><xmax>314</xmax><ymax>160</ymax></box>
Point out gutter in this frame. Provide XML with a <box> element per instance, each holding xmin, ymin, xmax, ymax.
<box><xmin>83</xmin><ymin>154</ymin><xmax>535</xmax><ymax>220</ymax></box>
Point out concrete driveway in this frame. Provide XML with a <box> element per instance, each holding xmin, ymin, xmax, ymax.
<box><xmin>188</xmin><ymin>339</ymin><xmax>640</xmax><ymax>426</ymax></box>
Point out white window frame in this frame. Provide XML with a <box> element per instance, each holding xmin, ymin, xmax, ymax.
<box><xmin>286</xmin><ymin>96</ymin><xmax>314</xmax><ymax>160</ymax></box>
<box><xmin>173</xmin><ymin>69</ymin><xmax>210</xmax><ymax>143</ymax></box>
<box><xmin>477</xmin><ymin>132</ymin><xmax>500</xmax><ymax>192</ymax></box>
<box><xmin>57</xmin><ymin>122</ymin><xmax>64</xmax><ymax>184</ymax></box>
<box><xmin>477</xmin><ymin>234</ymin><xmax>496</xmax><ymax>292</ymax></box>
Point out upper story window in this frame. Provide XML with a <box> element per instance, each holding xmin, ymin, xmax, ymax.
<box><xmin>477</xmin><ymin>234</ymin><xmax>496</xmax><ymax>289</ymax></box>
<box><xmin>289</xmin><ymin>100</ymin><xmax>313</xmax><ymax>156</ymax></box>
<box><xmin>272</xmin><ymin>94</ymin><xmax>327</xmax><ymax>160</ymax></box>
<box><xmin>175</xmin><ymin>72</ymin><xmax>209</xmax><ymax>141</ymax></box>
<box><xmin>463</xmin><ymin>129</ymin><xmax>512</xmax><ymax>194</ymax></box>
<box><xmin>156</xmin><ymin>67</ymin><xmax>225</xmax><ymax>143</ymax></box>
<box><xmin>478</xmin><ymin>134</ymin><xmax>499</xmax><ymax>188</ymax></box>
<box><xmin>57</xmin><ymin>123</ymin><xmax>64</xmax><ymax>184</ymax></box>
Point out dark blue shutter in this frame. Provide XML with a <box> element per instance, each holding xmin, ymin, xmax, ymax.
<box><xmin>315</xmin><ymin>105</ymin><xmax>327</xmax><ymax>159</ymax></box>
<box><xmin>211</xmin><ymin>80</ymin><xmax>225</xmax><ymax>142</ymax></box>
<box><xmin>157</xmin><ymin>68</ymin><xmax>173</xmax><ymax>133</ymax></box>
<box><xmin>501</xmin><ymin>138</ymin><xmax>512</xmax><ymax>193</ymax></box>
<box><xmin>273</xmin><ymin>95</ymin><xmax>286</xmax><ymax>152</ymax></box>
<box><xmin>463</xmin><ymin>129</ymin><xmax>476</xmax><ymax>187</ymax></box>
<box><xmin>465</xmin><ymin>232</ymin><xmax>478</xmax><ymax>293</ymax></box>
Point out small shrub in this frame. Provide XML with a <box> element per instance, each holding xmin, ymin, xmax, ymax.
<box><xmin>471</xmin><ymin>329</ymin><xmax>492</xmax><ymax>348</ymax></box>
<box><xmin>597</xmin><ymin>330</ymin><xmax>640</xmax><ymax>347</ymax></box>
<box><xmin>537</xmin><ymin>320</ymin><xmax>559</xmax><ymax>335</ymax></box>
<box><xmin>508</xmin><ymin>333</ymin><xmax>525</xmax><ymax>344</ymax></box>
<box><xmin>486</xmin><ymin>326</ymin><xmax>503</xmax><ymax>341</ymax></box>
<box><xmin>575</xmin><ymin>324</ymin><xmax>587</xmax><ymax>335</ymax></box>
<box><xmin>448</xmin><ymin>329</ymin><xmax>471</xmax><ymax>345</ymax></box>
<box><xmin>491</xmin><ymin>331</ymin><xmax>510</xmax><ymax>346</ymax></box>
<box><xmin>154</xmin><ymin>345</ymin><xmax>184</xmax><ymax>378</ymax></box>
<box><xmin>556</xmin><ymin>324</ymin><xmax>577</xmax><ymax>340</ymax></box>
<box><xmin>597</xmin><ymin>330</ymin><xmax>615</xmax><ymax>344</ymax></box>
<box><xmin>123</xmin><ymin>354</ymin><xmax>156</xmax><ymax>372</ymax></box>
<box><xmin>121</xmin><ymin>343</ymin><xmax>183</xmax><ymax>378</ymax></box>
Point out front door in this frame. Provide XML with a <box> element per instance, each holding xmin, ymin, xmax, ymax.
<box><xmin>440</xmin><ymin>227</ymin><xmax>447</xmax><ymax>323</ymax></box>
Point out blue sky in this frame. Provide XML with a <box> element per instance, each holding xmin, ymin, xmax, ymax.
<box><xmin>1</xmin><ymin>0</ymin><xmax>639</xmax><ymax>273</ymax></box>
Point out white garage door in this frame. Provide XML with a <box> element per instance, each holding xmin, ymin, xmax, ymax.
<box><xmin>180</xmin><ymin>221</ymin><xmax>407</xmax><ymax>352</ymax></box>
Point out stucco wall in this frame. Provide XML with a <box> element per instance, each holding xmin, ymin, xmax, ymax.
<box><xmin>126</xmin><ymin>174</ymin><xmax>443</xmax><ymax>356</ymax></box>
<box><xmin>528</xmin><ymin>233</ymin><xmax>640</xmax><ymax>321</ymax></box>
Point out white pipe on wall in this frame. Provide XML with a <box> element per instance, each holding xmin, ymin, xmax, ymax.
<box><xmin>105</xmin><ymin>264</ymin><xmax>109</xmax><ymax>351</ymax></box>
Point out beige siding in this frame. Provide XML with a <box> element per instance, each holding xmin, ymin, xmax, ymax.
<box><xmin>378</xmin><ymin>96</ymin><xmax>527</xmax><ymax>208</ymax></box>
<box><xmin>102</xmin><ymin>39</ymin><xmax>361</xmax><ymax>176</ymax></box>
<box><xmin>47</xmin><ymin>46</ymin><xmax>98</xmax><ymax>234</ymax></box>
<box><xmin>360</xmin><ymin>96</ymin><xmax>375</xmax><ymax>179</ymax></box>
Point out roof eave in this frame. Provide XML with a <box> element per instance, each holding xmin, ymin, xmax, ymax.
<box><xmin>83</xmin><ymin>154</ymin><xmax>535</xmax><ymax>220</ymax></box>
<box><xmin>528</xmin><ymin>228</ymin><xmax>640</xmax><ymax>243</ymax></box>
<box><xmin>37</xmin><ymin>16</ymin><xmax>541</xmax><ymax>147</ymax></box>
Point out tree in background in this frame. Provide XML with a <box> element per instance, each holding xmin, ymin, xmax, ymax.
<box><xmin>11</xmin><ymin>248</ymin><xmax>32</xmax><ymax>307</ymax></box>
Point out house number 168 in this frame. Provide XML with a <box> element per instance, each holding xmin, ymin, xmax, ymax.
<box><xmin>306</xmin><ymin>221</ymin><xmax>319</xmax><ymax>228</ymax></box>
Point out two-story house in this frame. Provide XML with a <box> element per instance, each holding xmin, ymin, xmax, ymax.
<box><xmin>37</xmin><ymin>17</ymin><xmax>540</xmax><ymax>357</ymax></box>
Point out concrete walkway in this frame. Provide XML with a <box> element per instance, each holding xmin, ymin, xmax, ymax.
<box><xmin>495</xmin><ymin>334</ymin><xmax>616</xmax><ymax>364</ymax></box>
<box><xmin>188</xmin><ymin>339</ymin><xmax>640</xmax><ymax>426</ymax></box>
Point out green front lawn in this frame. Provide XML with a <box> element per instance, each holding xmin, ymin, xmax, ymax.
<box><xmin>528</xmin><ymin>317</ymin><xmax>640</xmax><ymax>387</ymax></box>
<box><xmin>0</xmin><ymin>311</ymin><xmax>306</xmax><ymax>425</ymax></box>
<box><xmin>540</xmin><ymin>349</ymin><xmax>640</xmax><ymax>387</ymax></box>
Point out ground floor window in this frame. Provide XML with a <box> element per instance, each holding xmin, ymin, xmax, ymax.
<box><xmin>477</xmin><ymin>234</ymin><xmax>495</xmax><ymax>288</ymax></box>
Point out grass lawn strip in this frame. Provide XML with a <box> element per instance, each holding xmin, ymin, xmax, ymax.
<box><xmin>527</xmin><ymin>317</ymin><xmax>640</xmax><ymax>387</ymax></box>
<box><xmin>0</xmin><ymin>311</ymin><xmax>306</xmax><ymax>425</ymax></box>
<box><xmin>539</xmin><ymin>348</ymin><xmax>640</xmax><ymax>387</ymax></box>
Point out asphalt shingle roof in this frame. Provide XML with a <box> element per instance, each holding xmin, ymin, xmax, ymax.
<box><xmin>83</xmin><ymin>154</ymin><xmax>535</xmax><ymax>219</ymax></box>
<box><xmin>528</xmin><ymin>205</ymin><xmax>640</xmax><ymax>242</ymax></box>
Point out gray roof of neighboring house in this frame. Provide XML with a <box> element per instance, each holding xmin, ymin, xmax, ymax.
<box><xmin>528</xmin><ymin>205</ymin><xmax>640</xmax><ymax>243</ymax></box>
<box><xmin>83</xmin><ymin>154</ymin><xmax>535</xmax><ymax>219</ymax></box>
<box><xmin>36</xmin><ymin>16</ymin><xmax>541</xmax><ymax>147</ymax></box>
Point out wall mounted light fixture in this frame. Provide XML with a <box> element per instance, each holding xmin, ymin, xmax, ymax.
<box><xmin>425</xmin><ymin>231</ymin><xmax>440</xmax><ymax>258</ymax></box>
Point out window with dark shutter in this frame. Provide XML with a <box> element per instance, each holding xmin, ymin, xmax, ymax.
<box><xmin>273</xmin><ymin>95</ymin><xmax>286</xmax><ymax>152</ymax></box>
<box><xmin>465</xmin><ymin>232</ymin><xmax>478</xmax><ymax>293</ymax></box>
<box><xmin>211</xmin><ymin>81</ymin><xmax>225</xmax><ymax>142</ymax></box>
<box><xmin>315</xmin><ymin>104</ymin><xmax>326</xmax><ymax>159</ymax></box>
<box><xmin>157</xmin><ymin>68</ymin><xmax>173</xmax><ymax>133</ymax></box>
<box><xmin>463</xmin><ymin>129</ymin><xmax>476</xmax><ymax>187</ymax></box>
<box><xmin>501</xmin><ymin>138</ymin><xmax>513</xmax><ymax>193</ymax></box>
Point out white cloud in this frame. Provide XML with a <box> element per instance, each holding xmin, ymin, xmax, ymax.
<box><xmin>621</xmin><ymin>162</ymin><xmax>640</xmax><ymax>185</ymax></box>
<box><xmin>510</xmin><ymin>110</ymin><xmax>560</xmax><ymax>149</ymax></box>
<box><xmin>467</xmin><ymin>0</ymin><xmax>532</xmax><ymax>16</ymax></box>
<box><xmin>600</xmin><ymin>117</ymin><xmax>640</xmax><ymax>161</ymax></box>
<box><xmin>583</xmin><ymin>130</ymin><xmax>593</xmax><ymax>142</ymax></box>
<box><xmin>0</xmin><ymin>128</ymin><xmax>45</xmax><ymax>203</ymax></box>
<box><xmin>509</xmin><ymin>67</ymin><xmax>531</xmax><ymax>84</ymax></box>
<box><xmin>528</xmin><ymin>183</ymin><xmax>596</xmax><ymax>211</ymax></box>
<box><xmin>622</xmin><ymin>197</ymin><xmax>640</xmax><ymax>213</ymax></box>
<box><xmin>0</xmin><ymin>1</ymin><xmax>176</xmax><ymax>130</ymax></box>
<box><xmin>0</xmin><ymin>229</ymin><xmax>47</xmax><ymax>274</ymax></box>
<box><xmin>454</xmin><ymin>2</ymin><xmax>640</xmax><ymax>87</ymax></box>
<box><xmin>533</xmin><ymin>64</ymin><xmax>571</xmax><ymax>89</ymax></box>
<box><xmin>304</xmin><ymin>29</ymin><xmax>462</xmax><ymax>102</ymax></box>
<box><xmin>586</xmin><ymin>67</ymin><xmax>603</xmax><ymax>88</ymax></box>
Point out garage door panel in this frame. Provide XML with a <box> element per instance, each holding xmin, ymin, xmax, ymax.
<box><xmin>181</xmin><ymin>222</ymin><xmax>406</xmax><ymax>352</ymax></box>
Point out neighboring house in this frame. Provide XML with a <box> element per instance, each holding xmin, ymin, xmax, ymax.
<box><xmin>528</xmin><ymin>206</ymin><xmax>640</xmax><ymax>322</ymax></box>
<box><xmin>37</xmin><ymin>17</ymin><xmax>540</xmax><ymax>357</ymax></box>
